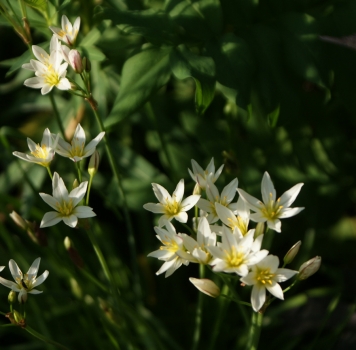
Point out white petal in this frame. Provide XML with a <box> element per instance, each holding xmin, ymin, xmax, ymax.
<box><xmin>73</xmin><ymin>206</ymin><xmax>96</xmax><ymax>218</ymax></box>
<box><xmin>41</xmin><ymin>84</ymin><xmax>54</xmax><ymax>95</ymax></box>
<box><xmin>152</xmin><ymin>183</ymin><xmax>171</xmax><ymax>204</ymax></box>
<box><xmin>63</xmin><ymin>215</ymin><xmax>78</xmax><ymax>228</ymax></box>
<box><xmin>274</xmin><ymin>268</ymin><xmax>298</xmax><ymax>282</ymax></box>
<box><xmin>261</xmin><ymin>172</ymin><xmax>276</xmax><ymax>203</ymax></box>
<box><xmin>259</xmin><ymin>255</ymin><xmax>279</xmax><ymax>272</ymax></box>
<box><xmin>174</xmin><ymin>211</ymin><xmax>188</xmax><ymax>223</ymax></box>
<box><xmin>172</xmin><ymin>179</ymin><xmax>184</xmax><ymax>203</ymax></box>
<box><xmin>251</xmin><ymin>284</ymin><xmax>266</xmax><ymax>312</ymax></box>
<box><xmin>56</xmin><ymin>78</ymin><xmax>71</xmax><ymax>90</ymax></box>
<box><xmin>215</xmin><ymin>202</ymin><xmax>235</xmax><ymax>227</ymax></box>
<box><xmin>143</xmin><ymin>203</ymin><xmax>165</xmax><ymax>213</ymax></box>
<box><xmin>279</xmin><ymin>183</ymin><xmax>304</xmax><ymax>208</ymax></box>
<box><xmin>0</xmin><ymin>277</ymin><xmax>17</xmax><ymax>290</ymax></box>
<box><xmin>32</xmin><ymin>45</ymin><xmax>49</xmax><ymax>64</ymax></box>
<box><xmin>220</xmin><ymin>178</ymin><xmax>238</xmax><ymax>204</ymax></box>
<box><xmin>266</xmin><ymin>281</ymin><xmax>284</xmax><ymax>300</ymax></box>
<box><xmin>83</xmin><ymin>132</ymin><xmax>105</xmax><ymax>157</ymax></box>
<box><xmin>27</xmin><ymin>257</ymin><xmax>40</xmax><ymax>278</ymax></box>
<box><xmin>278</xmin><ymin>207</ymin><xmax>304</xmax><ymax>218</ymax></box>
<box><xmin>266</xmin><ymin>219</ymin><xmax>281</xmax><ymax>232</ymax></box>
<box><xmin>71</xmin><ymin>124</ymin><xmax>86</xmax><ymax>150</ymax></box>
<box><xmin>69</xmin><ymin>181</ymin><xmax>88</xmax><ymax>206</ymax></box>
<box><xmin>24</xmin><ymin>77</ymin><xmax>44</xmax><ymax>89</ymax></box>
<box><xmin>39</xmin><ymin>193</ymin><xmax>59</xmax><ymax>210</ymax></box>
<box><xmin>52</xmin><ymin>172</ymin><xmax>69</xmax><ymax>201</ymax></box>
<box><xmin>237</xmin><ymin>189</ymin><xmax>264</xmax><ymax>212</ymax></box>
<box><xmin>9</xmin><ymin>259</ymin><xmax>22</xmax><ymax>280</ymax></box>
<box><xmin>32</xmin><ymin>270</ymin><xmax>49</xmax><ymax>288</ymax></box>
<box><xmin>180</xmin><ymin>195</ymin><xmax>200</xmax><ymax>211</ymax></box>
<box><xmin>40</xmin><ymin>211</ymin><xmax>62</xmax><ymax>228</ymax></box>
<box><xmin>28</xmin><ymin>289</ymin><xmax>43</xmax><ymax>295</ymax></box>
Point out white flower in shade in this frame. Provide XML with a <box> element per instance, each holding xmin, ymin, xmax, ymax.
<box><xmin>196</xmin><ymin>177</ymin><xmax>238</xmax><ymax>224</ymax></box>
<box><xmin>39</xmin><ymin>172</ymin><xmax>96</xmax><ymax>228</ymax></box>
<box><xmin>23</xmin><ymin>39</ymin><xmax>71</xmax><ymax>95</ymax></box>
<box><xmin>207</xmin><ymin>226</ymin><xmax>268</xmax><ymax>276</ymax></box>
<box><xmin>53</xmin><ymin>124</ymin><xmax>105</xmax><ymax>162</ymax></box>
<box><xmin>50</xmin><ymin>15</ymin><xmax>81</xmax><ymax>46</ymax></box>
<box><xmin>22</xmin><ymin>36</ymin><xmax>62</xmax><ymax>71</ymax></box>
<box><xmin>237</xmin><ymin>172</ymin><xmax>304</xmax><ymax>233</ymax></box>
<box><xmin>12</xmin><ymin>128</ymin><xmax>59</xmax><ymax>168</ymax></box>
<box><xmin>188</xmin><ymin>158</ymin><xmax>224</xmax><ymax>192</ymax></box>
<box><xmin>0</xmin><ymin>258</ymin><xmax>49</xmax><ymax>303</ymax></box>
<box><xmin>147</xmin><ymin>222</ymin><xmax>189</xmax><ymax>277</ymax></box>
<box><xmin>215</xmin><ymin>197</ymin><xmax>250</xmax><ymax>236</ymax></box>
<box><xmin>240</xmin><ymin>255</ymin><xmax>298</xmax><ymax>312</ymax></box>
<box><xmin>143</xmin><ymin>179</ymin><xmax>200</xmax><ymax>227</ymax></box>
<box><xmin>176</xmin><ymin>217</ymin><xmax>217</xmax><ymax>264</ymax></box>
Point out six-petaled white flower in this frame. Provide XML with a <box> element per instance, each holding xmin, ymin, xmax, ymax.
<box><xmin>13</xmin><ymin>128</ymin><xmax>59</xmax><ymax>168</ymax></box>
<box><xmin>143</xmin><ymin>179</ymin><xmax>200</xmax><ymax>227</ymax></box>
<box><xmin>237</xmin><ymin>172</ymin><xmax>304</xmax><ymax>232</ymax></box>
<box><xmin>147</xmin><ymin>222</ymin><xmax>189</xmax><ymax>277</ymax></box>
<box><xmin>22</xmin><ymin>37</ymin><xmax>71</xmax><ymax>95</ymax></box>
<box><xmin>50</xmin><ymin>15</ymin><xmax>81</xmax><ymax>46</ymax></box>
<box><xmin>53</xmin><ymin>124</ymin><xmax>105</xmax><ymax>162</ymax></box>
<box><xmin>188</xmin><ymin>158</ymin><xmax>224</xmax><ymax>192</ymax></box>
<box><xmin>208</xmin><ymin>226</ymin><xmax>268</xmax><ymax>276</ymax></box>
<box><xmin>240</xmin><ymin>255</ymin><xmax>298</xmax><ymax>312</ymax></box>
<box><xmin>0</xmin><ymin>258</ymin><xmax>49</xmax><ymax>304</ymax></box>
<box><xmin>39</xmin><ymin>172</ymin><xmax>95</xmax><ymax>228</ymax></box>
<box><xmin>197</xmin><ymin>177</ymin><xmax>238</xmax><ymax>224</ymax></box>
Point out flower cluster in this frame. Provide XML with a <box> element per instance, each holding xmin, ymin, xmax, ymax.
<box><xmin>144</xmin><ymin>158</ymin><xmax>316</xmax><ymax>312</ymax></box>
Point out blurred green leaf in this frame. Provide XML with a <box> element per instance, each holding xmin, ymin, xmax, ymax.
<box><xmin>80</xmin><ymin>45</ymin><xmax>106</xmax><ymax>61</ymax></box>
<box><xmin>267</xmin><ymin>104</ymin><xmax>280</xmax><ymax>127</ymax></box>
<box><xmin>105</xmin><ymin>45</ymin><xmax>172</xmax><ymax>128</ymax></box>
<box><xmin>170</xmin><ymin>45</ymin><xmax>215</xmax><ymax>114</ymax></box>
<box><xmin>23</xmin><ymin>0</ymin><xmax>47</xmax><ymax>12</ymax></box>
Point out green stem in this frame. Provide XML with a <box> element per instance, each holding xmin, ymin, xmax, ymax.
<box><xmin>46</xmin><ymin>166</ymin><xmax>53</xmax><ymax>180</ymax></box>
<box><xmin>49</xmin><ymin>93</ymin><xmax>66</xmax><ymax>140</ymax></box>
<box><xmin>90</xmin><ymin>107</ymin><xmax>142</xmax><ymax>305</ymax></box>
<box><xmin>144</xmin><ymin>102</ymin><xmax>176</xmax><ymax>181</ymax></box>
<box><xmin>192</xmin><ymin>264</ymin><xmax>205</xmax><ymax>350</ymax></box>
<box><xmin>24</xmin><ymin>325</ymin><xmax>70</xmax><ymax>350</ymax></box>
<box><xmin>245</xmin><ymin>311</ymin><xmax>263</xmax><ymax>350</ymax></box>
<box><xmin>86</xmin><ymin>175</ymin><xmax>93</xmax><ymax>205</ymax></box>
<box><xmin>262</xmin><ymin>227</ymin><xmax>274</xmax><ymax>251</ymax></box>
<box><xmin>75</xmin><ymin>162</ymin><xmax>82</xmax><ymax>183</ymax></box>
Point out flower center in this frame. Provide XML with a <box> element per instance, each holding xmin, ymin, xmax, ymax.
<box><xmin>227</xmin><ymin>216</ymin><xmax>248</xmax><ymax>235</ymax></box>
<box><xmin>160</xmin><ymin>237</ymin><xmax>179</xmax><ymax>253</ymax></box>
<box><xmin>31</xmin><ymin>144</ymin><xmax>49</xmax><ymax>159</ymax></box>
<box><xmin>44</xmin><ymin>65</ymin><xmax>60</xmax><ymax>86</ymax></box>
<box><xmin>261</xmin><ymin>193</ymin><xmax>283</xmax><ymax>220</ymax></box>
<box><xmin>15</xmin><ymin>273</ymin><xmax>32</xmax><ymax>291</ymax></box>
<box><xmin>56</xmin><ymin>199</ymin><xmax>74</xmax><ymax>216</ymax></box>
<box><xmin>164</xmin><ymin>200</ymin><xmax>181</xmax><ymax>217</ymax></box>
<box><xmin>256</xmin><ymin>268</ymin><xmax>275</xmax><ymax>285</ymax></box>
<box><xmin>225</xmin><ymin>246</ymin><xmax>245</xmax><ymax>268</ymax></box>
<box><xmin>70</xmin><ymin>142</ymin><xmax>85</xmax><ymax>157</ymax></box>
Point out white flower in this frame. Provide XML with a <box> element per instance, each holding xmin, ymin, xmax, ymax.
<box><xmin>240</xmin><ymin>255</ymin><xmax>298</xmax><ymax>312</ymax></box>
<box><xmin>196</xmin><ymin>177</ymin><xmax>238</xmax><ymax>224</ymax></box>
<box><xmin>215</xmin><ymin>196</ymin><xmax>250</xmax><ymax>235</ymax></box>
<box><xmin>49</xmin><ymin>15</ymin><xmax>81</xmax><ymax>46</ymax></box>
<box><xmin>207</xmin><ymin>226</ymin><xmax>268</xmax><ymax>276</ymax></box>
<box><xmin>147</xmin><ymin>222</ymin><xmax>189</xmax><ymax>277</ymax></box>
<box><xmin>22</xmin><ymin>37</ymin><xmax>71</xmax><ymax>95</ymax></box>
<box><xmin>188</xmin><ymin>158</ymin><xmax>224</xmax><ymax>192</ymax></box>
<box><xmin>237</xmin><ymin>172</ymin><xmax>304</xmax><ymax>232</ymax></box>
<box><xmin>0</xmin><ymin>258</ymin><xmax>49</xmax><ymax>303</ymax></box>
<box><xmin>53</xmin><ymin>124</ymin><xmax>105</xmax><ymax>162</ymax></box>
<box><xmin>143</xmin><ymin>179</ymin><xmax>200</xmax><ymax>227</ymax></box>
<box><xmin>12</xmin><ymin>128</ymin><xmax>59</xmax><ymax>168</ymax></box>
<box><xmin>176</xmin><ymin>217</ymin><xmax>217</xmax><ymax>264</ymax></box>
<box><xmin>39</xmin><ymin>172</ymin><xmax>96</xmax><ymax>228</ymax></box>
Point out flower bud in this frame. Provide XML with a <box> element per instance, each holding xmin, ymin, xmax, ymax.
<box><xmin>254</xmin><ymin>222</ymin><xmax>265</xmax><ymax>238</ymax></box>
<box><xmin>9</xmin><ymin>211</ymin><xmax>28</xmax><ymax>230</ymax></box>
<box><xmin>189</xmin><ymin>278</ymin><xmax>220</xmax><ymax>298</ymax></box>
<box><xmin>72</xmin><ymin>179</ymin><xmax>79</xmax><ymax>189</ymax></box>
<box><xmin>13</xmin><ymin>310</ymin><xmax>26</xmax><ymax>327</ymax></box>
<box><xmin>298</xmin><ymin>256</ymin><xmax>321</xmax><ymax>280</ymax></box>
<box><xmin>88</xmin><ymin>151</ymin><xmax>100</xmax><ymax>177</ymax></box>
<box><xmin>68</xmin><ymin>49</ymin><xmax>84</xmax><ymax>73</ymax></box>
<box><xmin>64</xmin><ymin>236</ymin><xmax>84</xmax><ymax>268</ymax></box>
<box><xmin>284</xmin><ymin>241</ymin><xmax>302</xmax><ymax>265</ymax></box>
<box><xmin>8</xmin><ymin>291</ymin><xmax>17</xmax><ymax>304</ymax></box>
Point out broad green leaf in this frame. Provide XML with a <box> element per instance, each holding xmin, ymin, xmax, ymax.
<box><xmin>23</xmin><ymin>0</ymin><xmax>47</xmax><ymax>12</ymax></box>
<box><xmin>104</xmin><ymin>8</ymin><xmax>179</xmax><ymax>45</ymax></box>
<box><xmin>207</xmin><ymin>33</ymin><xmax>254</xmax><ymax>109</ymax></box>
<box><xmin>80</xmin><ymin>45</ymin><xmax>106</xmax><ymax>61</ymax></box>
<box><xmin>105</xmin><ymin>45</ymin><xmax>172</xmax><ymax>129</ymax></box>
<box><xmin>170</xmin><ymin>45</ymin><xmax>215</xmax><ymax>114</ymax></box>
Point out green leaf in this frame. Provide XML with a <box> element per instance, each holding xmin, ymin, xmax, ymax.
<box><xmin>104</xmin><ymin>45</ymin><xmax>172</xmax><ymax>129</ymax></box>
<box><xmin>207</xmin><ymin>33</ymin><xmax>254</xmax><ymax>109</ymax></box>
<box><xmin>23</xmin><ymin>0</ymin><xmax>47</xmax><ymax>12</ymax></box>
<box><xmin>104</xmin><ymin>8</ymin><xmax>179</xmax><ymax>45</ymax></box>
<box><xmin>170</xmin><ymin>45</ymin><xmax>216</xmax><ymax>114</ymax></box>
<box><xmin>267</xmin><ymin>104</ymin><xmax>280</xmax><ymax>127</ymax></box>
<box><xmin>80</xmin><ymin>45</ymin><xmax>106</xmax><ymax>61</ymax></box>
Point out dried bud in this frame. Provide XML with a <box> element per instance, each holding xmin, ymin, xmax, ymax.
<box><xmin>68</xmin><ymin>49</ymin><xmax>84</xmax><ymax>73</ymax></box>
<box><xmin>254</xmin><ymin>222</ymin><xmax>265</xmax><ymax>238</ymax></box>
<box><xmin>189</xmin><ymin>278</ymin><xmax>220</xmax><ymax>298</ymax></box>
<box><xmin>9</xmin><ymin>211</ymin><xmax>28</xmax><ymax>231</ymax></box>
<box><xmin>8</xmin><ymin>290</ymin><xmax>17</xmax><ymax>304</ymax></box>
<box><xmin>6</xmin><ymin>310</ymin><xmax>26</xmax><ymax>327</ymax></box>
<box><xmin>284</xmin><ymin>241</ymin><xmax>302</xmax><ymax>265</ymax></box>
<box><xmin>298</xmin><ymin>256</ymin><xmax>321</xmax><ymax>280</ymax></box>
<box><xmin>88</xmin><ymin>151</ymin><xmax>100</xmax><ymax>177</ymax></box>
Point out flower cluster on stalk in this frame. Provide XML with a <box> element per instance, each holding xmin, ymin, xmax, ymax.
<box><xmin>144</xmin><ymin>158</ymin><xmax>317</xmax><ymax>312</ymax></box>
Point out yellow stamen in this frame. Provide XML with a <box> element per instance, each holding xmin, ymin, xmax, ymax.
<box><xmin>256</xmin><ymin>268</ymin><xmax>275</xmax><ymax>286</ymax></box>
<box><xmin>225</xmin><ymin>246</ymin><xmax>244</xmax><ymax>268</ymax></box>
<box><xmin>56</xmin><ymin>199</ymin><xmax>74</xmax><ymax>216</ymax></box>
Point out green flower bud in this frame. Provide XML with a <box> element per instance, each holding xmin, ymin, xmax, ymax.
<box><xmin>72</xmin><ymin>179</ymin><xmax>79</xmax><ymax>189</ymax></box>
<box><xmin>8</xmin><ymin>290</ymin><xmax>17</xmax><ymax>304</ymax></box>
<box><xmin>254</xmin><ymin>222</ymin><xmax>265</xmax><ymax>238</ymax></box>
<box><xmin>284</xmin><ymin>241</ymin><xmax>302</xmax><ymax>265</ymax></box>
<box><xmin>88</xmin><ymin>150</ymin><xmax>100</xmax><ymax>177</ymax></box>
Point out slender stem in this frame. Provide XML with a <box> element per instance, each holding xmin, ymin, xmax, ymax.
<box><xmin>46</xmin><ymin>166</ymin><xmax>53</xmax><ymax>180</ymax></box>
<box><xmin>75</xmin><ymin>162</ymin><xmax>82</xmax><ymax>183</ymax></box>
<box><xmin>144</xmin><ymin>102</ymin><xmax>176</xmax><ymax>181</ymax></box>
<box><xmin>262</xmin><ymin>227</ymin><xmax>274</xmax><ymax>251</ymax></box>
<box><xmin>90</xmin><ymin>106</ymin><xmax>142</xmax><ymax>305</ymax></box>
<box><xmin>192</xmin><ymin>264</ymin><xmax>205</xmax><ymax>350</ymax></box>
<box><xmin>49</xmin><ymin>93</ymin><xmax>66</xmax><ymax>140</ymax></box>
<box><xmin>245</xmin><ymin>311</ymin><xmax>263</xmax><ymax>350</ymax></box>
<box><xmin>24</xmin><ymin>325</ymin><xmax>70</xmax><ymax>350</ymax></box>
<box><xmin>86</xmin><ymin>175</ymin><xmax>93</xmax><ymax>205</ymax></box>
<box><xmin>220</xmin><ymin>294</ymin><xmax>252</xmax><ymax>308</ymax></box>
